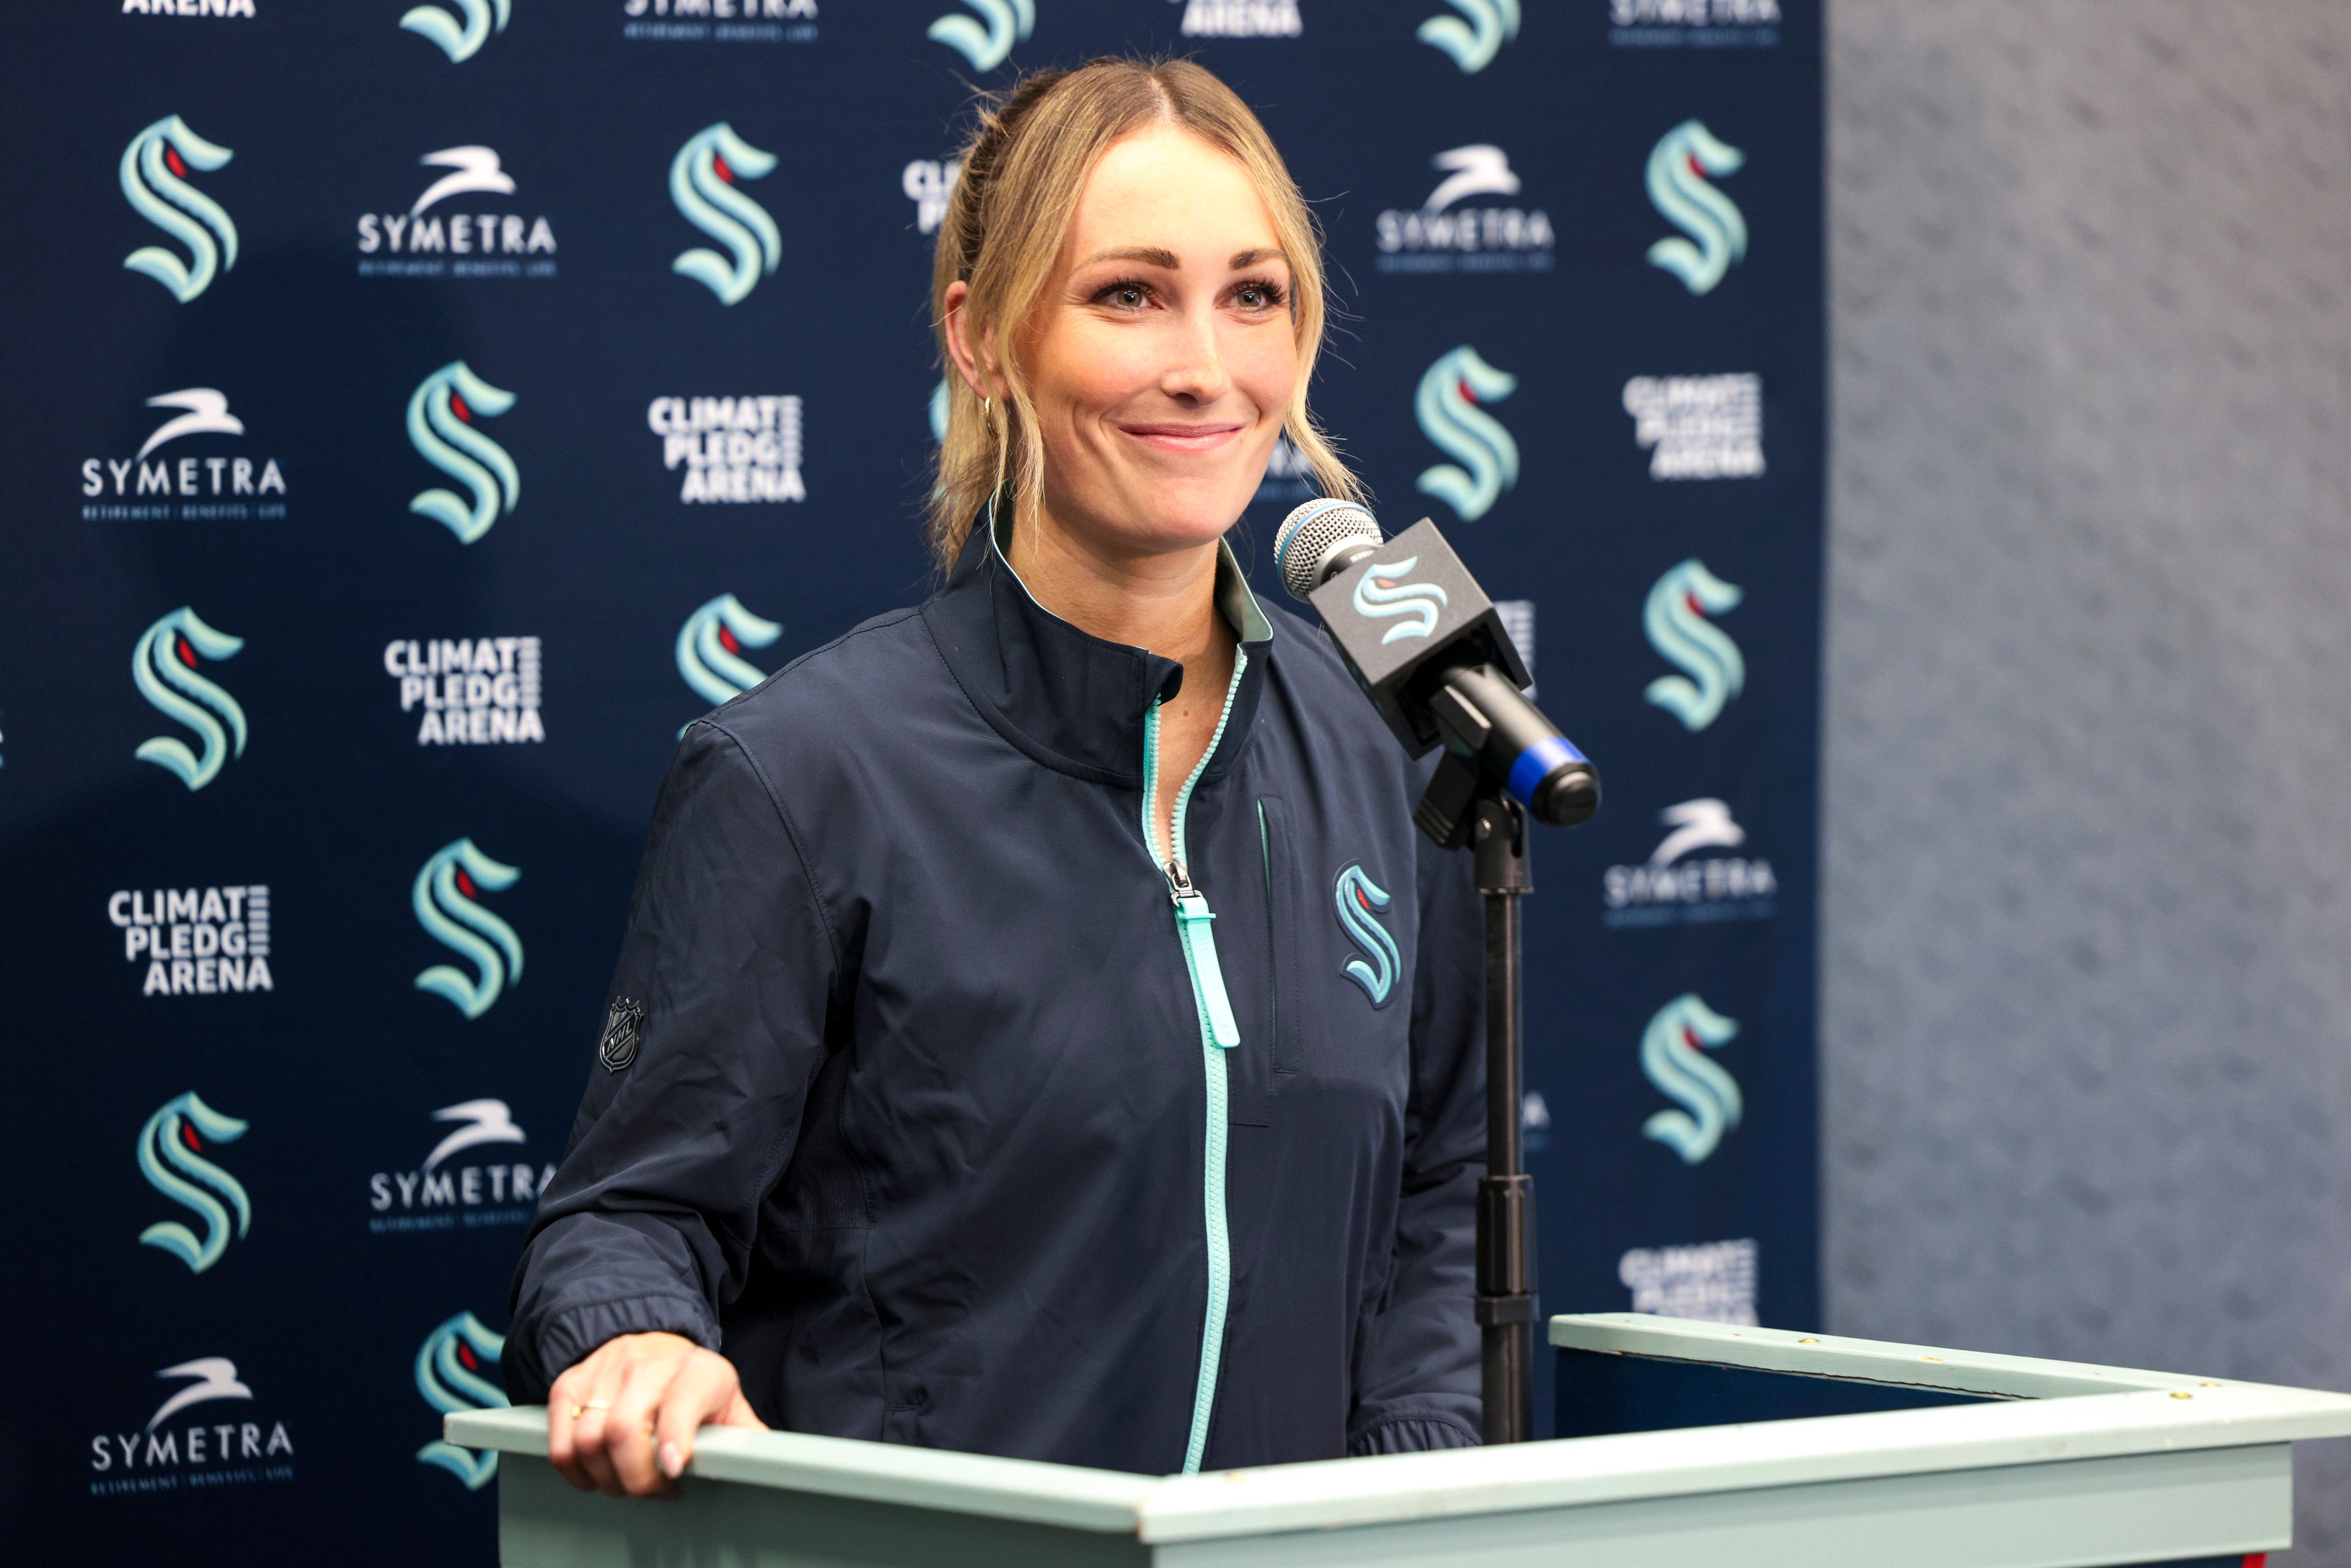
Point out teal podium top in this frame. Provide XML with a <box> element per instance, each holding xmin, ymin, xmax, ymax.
<box><xmin>446</xmin><ymin>1314</ymin><xmax>2351</xmax><ymax>1567</ymax></box>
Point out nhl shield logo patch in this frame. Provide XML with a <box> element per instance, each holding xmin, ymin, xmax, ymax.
<box><xmin>597</xmin><ymin>996</ymin><xmax>645</xmax><ymax>1074</ymax></box>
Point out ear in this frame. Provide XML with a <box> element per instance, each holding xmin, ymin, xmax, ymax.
<box><xmin>941</xmin><ymin>281</ymin><xmax>1003</xmax><ymax>403</ymax></box>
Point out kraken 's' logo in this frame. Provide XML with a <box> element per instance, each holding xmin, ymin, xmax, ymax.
<box><xmin>1640</xmin><ymin>993</ymin><xmax>1741</xmax><ymax>1163</ymax></box>
<box><xmin>412</xmin><ymin>838</ymin><xmax>523</xmax><ymax>1020</ymax></box>
<box><xmin>670</xmin><ymin>124</ymin><xmax>781</xmax><ymax>306</ymax></box>
<box><xmin>401</xmin><ymin>0</ymin><xmax>510</xmax><ymax>63</ymax></box>
<box><xmin>1643</xmin><ymin>559</ymin><xmax>1744</xmax><ymax>732</ymax></box>
<box><xmin>137</xmin><ymin>1092</ymin><xmax>250</xmax><ymax>1274</ymax></box>
<box><xmin>677</xmin><ymin>593</ymin><xmax>782</xmax><ymax>721</ymax></box>
<box><xmin>1418</xmin><ymin>0</ymin><xmax>1519</xmax><ymax>73</ymax></box>
<box><xmin>120</xmin><ymin>116</ymin><xmax>238</xmax><ymax>303</ymax></box>
<box><xmin>929</xmin><ymin>0</ymin><xmax>1032</xmax><ymax>70</ymax></box>
<box><xmin>1334</xmin><ymin>865</ymin><xmax>1400</xmax><ymax>1008</ymax></box>
<box><xmin>407</xmin><ymin>361</ymin><xmax>518</xmax><ymax>544</ymax></box>
<box><xmin>1646</xmin><ymin>120</ymin><xmax>1747</xmax><ymax>296</ymax></box>
<box><xmin>1415</xmin><ymin>346</ymin><xmax>1519</xmax><ymax>522</ymax></box>
<box><xmin>414</xmin><ymin>1312</ymin><xmax>509</xmax><ymax>1490</ymax></box>
<box><xmin>1351</xmin><ymin>557</ymin><xmax>1449</xmax><ymax>646</ymax></box>
<box><xmin>132</xmin><ymin>607</ymin><xmax>247</xmax><ymax>790</ymax></box>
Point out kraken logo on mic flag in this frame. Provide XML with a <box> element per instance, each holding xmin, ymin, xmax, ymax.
<box><xmin>413</xmin><ymin>1312</ymin><xmax>509</xmax><ymax>1490</ymax></box>
<box><xmin>411</xmin><ymin>838</ymin><xmax>523</xmax><ymax>1019</ymax></box>
<box><xmin>406</xmin><ymin>361</ymin><xmax>518</xmax><ymax>544</ymax></box>
<box><xmin>669</xmin><ymin>123</ymin><xmax>781</xmax><ymax>305</ymax></box>
<box><xmin>1414</xmin><ymin>346</ymin><xmax>1519</xmax><ymax>522</ymax></box>
<box><xmin>928</xmin><ymin>0</ymin><xmax>1032</xmax><ymax>70</ymax></box>
<box><xmin>401</xmin><ymin>0</ymin><xmax>510</xmax><ymax>62</ymax></box>
<box><xmin>676</xmin><ymin>593</ymin><xmax>782</xmax><ymax>727</ymax></box>
<box><xmin>1645</xmin><ymin>120</ymin><xmax>1747</xmax><ymax>295</ymax></box>
<box><xmin>137</xmin><ymin>1092</ymin><xmax>250</xmax><ymax>1274</ymax></box>
<box><xmin>1351</xmin><ymin>557</ymin><xmax>1449</xmax><ymax>645</ymax></box>
<box><xmin>132</xmin><ymin>607</ymin><xmax>247</xmax><ymax>790</ymax></box>
<box><xmin>1333</xmin><ymin>865</ymin><xmax>1399</xmax><ymax>1008</ymax></box>
<box><xmin>1643</xmin><ymin>559</ymin><xmax>1745</xmax><ymax>731</ymax></box>
<box><xmin>119</xmin><ymin>116</ymin><xmax>237</xmax><ymax>303</ymax></box>
<box><xmin>1418</xmin><ymin>0</ymin><xmax>1518</xmax><ymax>73</ymax></box>
<box><xmin>1640</xmin><ymin>993</ymin><xmax>1741</xmax><ymax>1163</ymax></box>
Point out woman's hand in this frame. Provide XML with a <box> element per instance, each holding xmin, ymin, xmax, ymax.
<box><xmin>545</xmin><ymin>1331</ymin><xmax>767</xmax><ymax>1498</ymax></box>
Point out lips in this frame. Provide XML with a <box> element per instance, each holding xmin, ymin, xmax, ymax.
<box><xmin>1117</xmin><ymin>422</ymin><xmax>1245</xmax><ymax>452</ymax></box>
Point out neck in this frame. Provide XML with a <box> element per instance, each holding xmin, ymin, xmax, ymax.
<box><xmin>1005</xmin><ymin>497</ymin><xmax>1232</xmax><ymax>669</ymax></box>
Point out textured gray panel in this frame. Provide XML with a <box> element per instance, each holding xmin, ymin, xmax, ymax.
<box><xmin>1821</xmin><ymin>0</ymin><xmax>2351</xmax><ymax>1559</ymax></box>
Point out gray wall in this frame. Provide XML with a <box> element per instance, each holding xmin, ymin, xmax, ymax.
<box><xmin>1821</xmin><ymin>0</ymin><xmax>2351</xmax><ymax>1556</ymax></box>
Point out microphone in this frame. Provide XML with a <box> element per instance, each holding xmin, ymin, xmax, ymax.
<box><xmin>1273</xmin><ymin>500</ymin><xmax>1599</xmax><ymax>846</ymax></box>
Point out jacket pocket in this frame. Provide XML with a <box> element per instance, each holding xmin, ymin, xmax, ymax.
<box><xmin>1256</xmin><ymin>795</ymin><xmax>1299</xmax><ymax>1080</ymax></box>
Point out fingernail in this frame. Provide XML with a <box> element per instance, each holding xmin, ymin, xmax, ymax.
<box><xmin>659</xmin><ymin>1440</ymin><xmax>684</xmax><ymax>1479</ymax></box>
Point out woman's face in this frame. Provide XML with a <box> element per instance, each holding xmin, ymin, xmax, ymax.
<box><xmin>1013</xmin><ymin>124</ymin><xmax>1300</xmax><ymax>559</ymax></box>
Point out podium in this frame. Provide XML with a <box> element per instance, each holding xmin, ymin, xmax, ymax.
<box><xmin>447</xmin><ymin>1314</ymin><xmax>2351</xmax><ymax>1567</ymax></box>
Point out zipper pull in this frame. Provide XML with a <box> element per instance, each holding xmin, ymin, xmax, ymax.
<box><xmin>1166</xmin><ymin>858</ymin><xmax>1194</xmax><ymax>905</ymax></box>
<box><xmin>1166</xmin><ymin>861</ymin><xmax>1240</xmax><ymax>1051</ymax></box>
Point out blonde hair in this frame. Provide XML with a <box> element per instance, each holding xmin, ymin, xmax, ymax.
<box><xmin>928</xmin><ymin>57</ymin><xmax>1363</xmax><ymax>571</ymax></box>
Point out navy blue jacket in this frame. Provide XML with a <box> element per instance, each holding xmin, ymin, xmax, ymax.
<box><xmin>506</xmin><ymin>512</ymin><xmax>1487</xmax><ymax>1472</ymax></box>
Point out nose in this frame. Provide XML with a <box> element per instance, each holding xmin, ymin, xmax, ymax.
<box><xmin>1158</xmin><ymin>304</ymin><xmax>1230</xmax><ymax>407</ymax></box>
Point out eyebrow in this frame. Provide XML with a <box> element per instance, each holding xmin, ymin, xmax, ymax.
<box><xmin>1076</xmin><ymin>246</ymin><xmax>1289</xmax><ymax>271</ymax></box>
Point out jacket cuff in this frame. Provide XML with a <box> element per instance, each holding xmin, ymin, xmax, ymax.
<box><xmin>533</xmin><ymin>1294</ymin><xmax>721</xmax><ymax>1392</ymax></box>
<box><xmin>1347</xmin><ymin>1411</ymin><xmax>1483</xmax><ymax>1456</ymax></box>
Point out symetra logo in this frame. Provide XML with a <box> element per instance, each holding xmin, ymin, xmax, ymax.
<box><xmin>89</xmin><ymin>1357</ymin><xmax>294</xmax><ymax>1497</ymax></box>
<box><xmin>1376</xmin><ymin>146</ymin><xmax>1554</xmax><ymax>274</ymax></box>
<box><xmin>110</xmin><ymin>883</ymin><xmax>273</xmax><ymax>997</ymax></box>
<box><xmin>903</xmin><ymin>157</ymin><xmax>961</xmax><ymax>236</ymax></box>
<box><xmin>1624</xmin><ymin>373</ymin><xmax>1763</xmax><ymax>479</ymax></box>
<box><xmin>133</xmin><ymin>607</ymin><xmax>246</xmax><ymax>791</ymax></box>
<box><xmin>1179</xmin><ymin>0</ymin><xmax>1301</xmax><ymax>37</ymax></box>
<box><xmin>1611</xmin><ymin>0</ymin><xmax>1779</xmax><ymax>49</ymax></box>
<box><xmin>369</xmin><ymin>1100</ymin><xmax>553</xmax><ymax>1236</ymax></box>
<box><xmin>624</xmin><ymin>0</ymin><xmax>818</xmax><ymax>45</ymax></box>
<box><xmin>137</xmin><ymin>1092</ymin><xmax>250</xmax><ymax>1273</ymax></box>
<box><xmin>677</xmin><ymin>594</ymin><xmax>782</xmax><ymax>719</ymax></box>
<box><xmin>412</xmin><ymin>838</ymin><xmax>522</xmax><ymax>1020</ymax></box>
<box><xmin>1251</xmin><ymin>432</ymin><xmax>1314</xmax><ymax>509</ymax></box>
<box><xmin>415</xmin><ymin>1313</ymin><xmax>509</xmax><ymax>1489</ymax></box>
<box><xmin>1351</xmin><ymin>557</ymin><xmax>1449</xmax><ymax>645</ymax></box>
<box><xmin>120</xmin><ymin>116</ymin><xmax>236</xmax><ymax>303</ymax></box>
<box><xmin>1646</xmin><ymin>121</ymin><xmax>1746</xmax><ymax>295</ymax></box>
<box><xmin>82</xmin><ymin>389</ymin><xmax>289</xmax><ymax>523</ymax></box>
<box><xmin>357</xmin><ymin>147</ymin><xmax>558</xmax><ymax>280</ymax></box>
<box><xmin>1419</xmin><ymin>0</ymin><xmax>1518</xmax><ymax>72</ymax></box>
<box><xmin>1415</xmin><ymin>346</ymin><xmax>1519</xmax><ymax>522</ymax></box>
<box><xmin>1333</xmin><ymin>865</ymin><xmax>1398</xmax><ymax>1007</ymax></box>
<box><xmin>670</xmin><ymin>124</ymin><xmax>780</xmax><ymax>306</ymax></box>
<box><xmin>401</xmin><ymin>0</ymin><xmax>509</xmax><ymax>63</ymax></box>
<box><xmin>386</xmin><ymin>637</ymin><xmax>544</xmax><ymax>745</ymax></box>
<box><xmin>407</xmin><ymin>361</ymin><xmax>519</xmax><ymax>544</ymax></box>
<box><xmin>1603</xmin><ymin>798</ymin><xmax>1775</xmax><ymax>927</ymax></box>
<box><xmin>928</xmin><ymin>0</ymin><xmax>1031</xmax><ymax>69</ymax></box>
<box><xmin>1640</xmin><ymin>992</ymin><xmax>1741</xmax><ymax>1163</ymax></box>
<box><xmin>1643</xmin><ymin>560</ymin><xmax>1744</xmax><ymax>731</ymax></box>
<box><xmin>649</xmin><ymin>396</ymin><xmax>804</xmax><ymax>503</ymax></box>
<box><xmin>1619</xmin><ymin>1238</ymin><xmax>1759</xmax><ymax>1326</ymax></box>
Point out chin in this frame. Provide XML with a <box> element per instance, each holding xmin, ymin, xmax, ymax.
<box><xmin>1117</xmin><ymin>474</ymin><xmax>1257</xmax><ymax>551</ymax></box>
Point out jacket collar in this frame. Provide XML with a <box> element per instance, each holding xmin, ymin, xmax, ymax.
<box><xmin>921</xmin><ymin>496</ymin><xmax>1275</xmax><ymax>788</ymax></box>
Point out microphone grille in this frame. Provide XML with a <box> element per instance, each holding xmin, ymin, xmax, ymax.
<box><xmin>1273</xmin><ymin>500</ymin><xmax>1381</xmax><ymax>602</ymax></box>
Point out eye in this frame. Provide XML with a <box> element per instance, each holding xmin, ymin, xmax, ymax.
<box><xmin>1232</xmin><ymin>278</ymin><xmax>1289</xmax><ymax>311</ymax></box>
<box><xmin>1093</xmin><ymin>277</ymin><xmax>1153</xmax><ymax>310</ymax></box>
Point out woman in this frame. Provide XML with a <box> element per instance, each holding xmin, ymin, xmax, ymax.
<box><xmin>508</xmin><ymin>58</ymin><xmax>1485</xmax><ymax>1496</ymax></box>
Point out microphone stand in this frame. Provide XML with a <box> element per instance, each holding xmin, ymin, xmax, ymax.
<box><xmin>1470</xmin><ymin>793</ymin><xmax>1535</xmax><ymax>1446</ymax></box>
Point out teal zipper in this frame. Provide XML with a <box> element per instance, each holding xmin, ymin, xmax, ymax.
<box><xmin>1141</xmin><ymin>646</ymin><xmax>1248</xmax><ymax>1476</ymax></box>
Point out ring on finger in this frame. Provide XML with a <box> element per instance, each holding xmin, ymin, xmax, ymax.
<box><xmin>571</xmin><ymin>1399</ymin><xmax>614</xmax><ymax>1417</ymax></box>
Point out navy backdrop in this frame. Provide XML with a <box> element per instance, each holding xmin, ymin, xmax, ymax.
<box><xmin>0</xmin><ymin>1</ymin><xmax>1819</xmax><ymax>1559</ymax></box>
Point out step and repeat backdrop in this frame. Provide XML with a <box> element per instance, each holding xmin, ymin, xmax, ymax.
<box><xmin>1</xmin><ymin>1</ymin><xmax>1819</xmax><ymax>1558</ymax></box>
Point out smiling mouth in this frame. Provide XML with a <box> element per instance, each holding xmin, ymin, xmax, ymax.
<box><xmin>1118</xmin><ymin>422</ymin><xmax>1246</xmax><ymax>452</ymax></box>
